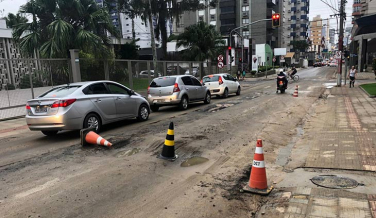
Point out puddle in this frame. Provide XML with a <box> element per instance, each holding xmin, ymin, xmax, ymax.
<box><xmin>115</xmin><ymin>148</ymin><xmax>141</xmax><ymax>157</ymax></box>
<box><xmin>180</xmin><ymin>157</ymin><xmax>209</xmax><ymax>167</ymax></box>
<box><xmin>276</xmin><ymin>125</ymin><xmax>304</xmax><ymax>167</ymax></box>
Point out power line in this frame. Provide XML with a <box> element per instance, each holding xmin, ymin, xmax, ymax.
<box><xmin>319</xmin><ymin>0</ymin><xmax>340</xmax><ymax>12</ymax></box>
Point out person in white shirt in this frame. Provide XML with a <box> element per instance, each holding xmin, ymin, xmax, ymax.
<box><xmin>347</xmin><ymin>66</ymin><xmax>357</xmax><ymax>88</ymax></box>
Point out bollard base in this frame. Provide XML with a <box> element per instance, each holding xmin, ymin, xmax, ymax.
<box><xmin>242</xmin><ymin>185</ymin><xmax>274</xmax><ymax>195</ymax></box>
<box><xmin>158</xmin><ymin>154</ymin><xmax>178</xmax><ymax>161</ymax></box>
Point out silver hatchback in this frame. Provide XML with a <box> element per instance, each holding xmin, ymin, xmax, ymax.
<box><xmin>147</xmin><ymin>75</ymin><xmax>211</xmax><ymax>111</ymax></box>
<box><xmin>26</xmin><ymin>81</ymin><xmax>150</xmax><ymax>136</ymax></box>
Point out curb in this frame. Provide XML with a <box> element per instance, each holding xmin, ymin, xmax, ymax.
<box><xmin>0</xmin><ymin>115</ymin><xmax>25</xmax><ymax>122</ymax></box>
<box><xmin>359</xmin><ymin>85</ymin><xmax>376</xmax><ymax>98</ymax></box>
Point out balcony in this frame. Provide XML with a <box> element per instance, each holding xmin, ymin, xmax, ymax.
<box><xmin>300</xmin><ymin>32</ymin><xmax>307</xmax><ymax>37</ymax></box>
<box><xmin>291</xmin><ymin>32</ymin><xmax>296</xmax><ymax>37</ymax></box>
<box><xmin>291</xmin><ymin>7</ymin><xmax>297</xmax><ymax>12</ymax></box>
<box><xmin>301</xmin><ymin>6</ymin><xmax>309</xmax><ymax>12</ymax></box>
<box><xmin>291</xmin><ymin>24</ymin><xmax>296</xmax><ymax>29</ymax></box>
<box><xmin>291</xmin><ymin>15</ymin><xmax>297</xmax><ymax>20</ymax></box>
<box><xmin>300</xmin><ymin>15</ymin><xmax>308</xmax><ymax>20</ymax></box>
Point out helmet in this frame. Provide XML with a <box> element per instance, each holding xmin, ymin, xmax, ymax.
<box><xmin>280</xmin><ymin>69</ymin><xmax>284</xmax><ymax>73</ymax></box>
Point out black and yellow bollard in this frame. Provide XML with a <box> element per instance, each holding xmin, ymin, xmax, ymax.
<box><xmin>159</xmin><ymin>122</ymin><xmax>178</xmax><ymax>161</ymax></box>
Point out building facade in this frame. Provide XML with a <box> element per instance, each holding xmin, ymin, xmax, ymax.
<box><xmin>309</xmin><ymin>15</ymin><xmax>323</xmax><ymax>53</ymax></box>
<box><xmin>281</xmin><ymin>0</ymin><xmax>310</xmax><ymax>52</ymax></box>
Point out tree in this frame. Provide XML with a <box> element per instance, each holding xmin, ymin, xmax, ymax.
<box><xmin>176</xmin><ymin>21</ymin><xmax>224</xmax><ymax>62</ymax></box>
<box><xmin>12</xmin><ymin>0</ymin><xmax>120</xmax><ymax>58</ymax></box>
<box><xmin>290</xmin><ymin>40</ymin><xmax>310</xmax><ymax>52</ymax></box>
<box><xmin>114</xmin><ymin>40</ymin><xmax>139</xmax><ymax>59</ymax></box>
<box><xmin>4</xmin><ymin>13</ymin><xmax>28</xmax><ymax>28</ymax></box>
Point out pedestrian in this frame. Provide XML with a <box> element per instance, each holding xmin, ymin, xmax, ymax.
<box><xmin>348</xmin><ymin>66</ymin><xmax>357</xmax><ymax>88</ymax></box>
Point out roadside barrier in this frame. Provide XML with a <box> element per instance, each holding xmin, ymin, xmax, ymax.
<box><xmin>159</xmin><ymin>122</ymin><xmax>178</xmax><ymax>161</ymax></box>
<box><xmin>293</xmin><ymin>85</ymin><xmax>299</xmax><ymax>97</ymax></box>
<box><xmin>242</xmin><ymin>139</ymin><xmax>273</xmax><ymax>195</ymax></box>
<box><xmin>80</xmin><ymin>128</ymin><xmax>112</xmax><ymax>147</ymax></box>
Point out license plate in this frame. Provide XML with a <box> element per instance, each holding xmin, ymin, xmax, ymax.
<box><xmin>35</xmin><ymin>106</ymin><xmax>48</xmax><ymax>113</ymax></box>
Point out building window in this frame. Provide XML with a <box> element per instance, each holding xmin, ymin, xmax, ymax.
<box><xmin>211</xmin><ymin>15</ymin><xmax>215</xmax><ymax>20</ymax></box>
<box><xmin>242</xmin><ymin>19</ymin><xmax>249</xmax><ymax>24</ymax></box>
<box><xmin>199</xmin><ymin>16</ymin><xmax>204</xmax><ymax>21</ymax></box>
<box><xmin>243</xmin><ymin>0</ymin><xmax>248</xmax><ymax>4</ymax></box>
<box><xmin>126</xmin><ymin>24</ymin><xmax>129</xmax><ymax>26</ymax></box>
<box><xmin>243</xmin><ymin>31</ymin><xmax>250</xmax><ymax>36</ymax></box>
<box><xmin>221</xmin><ymin>6</ymin><xmax>235</xmax><ymax>13</ymax></box>
<box><xmin>242</xmin><ymin>6</ymin><xmax>249</xmax><ymax>12</ymax></box>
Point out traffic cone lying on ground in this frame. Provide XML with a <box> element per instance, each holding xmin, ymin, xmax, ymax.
<box><xmin>293</xmin><ymin>85</ymin><xmax>299</xmax><ymax>97</ymax></box>
<box><xmin>80</xmin><ymin>128</ymin><xmax>112</xmax><ymax>147</ymax></box>
<box><xmin>242</xmin><ymin>139</ymin><xmax>273</xmax><ymax>195</ymax></box>
<box><xmin>159</xmin><ymin>122</ymin><xmax>178</xmax><ymax>161</ymax></box>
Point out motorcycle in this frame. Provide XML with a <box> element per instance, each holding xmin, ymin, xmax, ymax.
<box><xmin>276</xmin><ymin>76</ymin><xmax>287</xmax><ymax>93</ymax></box>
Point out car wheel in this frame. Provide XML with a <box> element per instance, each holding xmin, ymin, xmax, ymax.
<box><xmin>179</xmin><ymin>96</ymin><xmax>188</xmax><ymax>110</ymax></box>
<box><xmin>236</xmin><ymin>86</ymin><xmax>241</xmax><ymax>95</ymax></box>
<box><xmin>137</xmin><ymin>104</ymin><xmax>149</xmax><ymax>121</ymax></box>
<box><xmin>222</xmin><ymin>88</ymin><xmax>229</xmax><ymax>98</ymax></box>
<box><xmin>150</xmin><ymin>105</ymin><xmax>159</xmax><ymax>112</ymax></box>
<box><xmin>204</xmin><ymin>92</ymin><xmax>211</xmax><ymax>104</ymax></box>
<box><xmin>84</xmin><ymin>113</ymin><xmax>101</xmax><ymax>133</ymax></box>
<box><xmin>41</xmin><ymin>130</ymin><xmax>58</xmax><ymax>136</ymax></box>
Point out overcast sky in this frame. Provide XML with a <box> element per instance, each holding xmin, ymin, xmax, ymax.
<box><xmin>1</xmin><ymin>0</ymin><xmax>354</xmax><ymax>28</ymax></box>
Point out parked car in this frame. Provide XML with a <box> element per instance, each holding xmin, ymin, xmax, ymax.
<box><xmin>26</xmin><ymin>81</ymin><xmax>150</xmax><ymax>136</ymax></box>
<box><xmin>166</xmin><ymin>66</ymin><xmax>186</xmax><ymax>75</ymax></box>
<box><xmin>313</xmin><ymin>62</ymin><xmax>322</xmax><ymax>67</ymax></box>
<box><xmin>184</xmin><ymin>67</ymin><xmax>200</xmax><ymax>77</ymax></box>
<box><xmin>147</xmin><ymin>75</ymin><xmax>211</xmax><ymax>112</ymax></box>
<box><xmin>202</xmin><ymin>74</ymin><xmax>241</xmax><ymax>98</ymax></box>
<box><xmin>330</xmin><ymin>62</ymin><xmax>338</xmax><ymax>67</ymax></box>
<box><xmin>139</xmin><ymin>70</ymin><xmax>161</xmax><ymax>78</ymax></box>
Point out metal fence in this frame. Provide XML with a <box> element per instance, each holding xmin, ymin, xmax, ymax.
<box><xmin>0</xmin><ymin>58</ymin><xmax>71</xmax><ymax>120</ymax></box>
<box><xmin>0</xmin><ymin>58</ymin><xmax>232</xmax><ymax>120</ymax></box>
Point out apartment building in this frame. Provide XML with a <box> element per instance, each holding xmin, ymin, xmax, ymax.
<box><xmin>309</xmin><ymin>15</ymin><xmax>323</xmax><ymax>53</ymax></box>
<box><xmin>281</xmin><ymin>0</ymin><xmax>310</xmax><ymax>52</ymax></box>
<box><xmin>353</xmin><ymin>0</ymin><xmax>376</xmax><ymax>21</ymax></box>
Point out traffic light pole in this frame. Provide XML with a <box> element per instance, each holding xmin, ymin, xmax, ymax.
<box><xmin>228</xmin><ymin>18</ymin><xmax>272</xmax><ymax>72</ymax></box>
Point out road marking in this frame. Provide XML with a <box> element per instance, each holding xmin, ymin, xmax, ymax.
<box><xmin>15</xmin><ymin>178</ymin><xmax>60</xmax><ymax>198</ymax></box>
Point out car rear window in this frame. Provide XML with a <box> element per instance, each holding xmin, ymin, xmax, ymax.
<box><xmin>203</xmin><ymin>76</ymin><xmax>220</xmax><ymax>83</ymax></box>
<box><xmin>150</xmin><ymin>77</ymin><xmax>176</xmax><ymax>87</ymax></box>
<box><xmin>39</xmin><ymin>86</ymin><xmax>81</xmax><ymax>98</ymax></box>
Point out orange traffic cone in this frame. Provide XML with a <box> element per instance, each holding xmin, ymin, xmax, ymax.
<box><xmin>242</xmin><ymin>139</ymin><xmax>273</xmax><ymax>195</ymax></box>
<box><xmin>293</xmin><ymin>85</ymin><xmax>299</xmax><ymax>97</ymax></box>
<box><xmin>80</xmin><ymin>128</ymin><xmax>112</xmax><ymax>147</ymax></box>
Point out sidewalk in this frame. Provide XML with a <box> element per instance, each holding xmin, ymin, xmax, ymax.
<box><xmin>261</xmin><ymin>85</ymin><xmax>376</xmax><ymax>217</ymax></box>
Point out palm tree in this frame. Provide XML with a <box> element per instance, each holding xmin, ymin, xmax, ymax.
<box><xmin>4</xmin><ymin>13</ymin><xmax>28</xmax><ymax>28</ymax></box>
<box><xmin>13</xmin><ymin>0</ymin><xmax>119</xmax><ymax>58</ymax></box>
<box><xmin>176</xmin><ymin>21</ymin><xmax>224</xmax><ymax>62</ymax></box>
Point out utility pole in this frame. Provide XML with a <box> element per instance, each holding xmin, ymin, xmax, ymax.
<box><xmin>337</xmin><ymin>0</ymin><xmax>345</xmax><ymax>86</ymax></box>
<box><xmin>147</xmin><ymin>0</ymin><xmax>157</xmax><ymax>73</ymax></box>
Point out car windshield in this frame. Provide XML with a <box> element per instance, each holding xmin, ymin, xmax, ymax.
<box><xmin>150</xmin><ymin>77</ymin><xmax>176</xmax><ymax>87</ymax></box>
<box><xmin>203</xmin><ymin>76</ymin><xmax>220</xmax><ymax>83</ymax></box>
<box><xmin>39</xmin><ymin>85</ymin><xmax>81</xmax><ymax>98</ymax></box>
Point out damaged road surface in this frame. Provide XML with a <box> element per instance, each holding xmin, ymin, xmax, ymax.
<box><xmin>1</xmin><ymin>67</ymin><xmax>360</xmax><ymax>218</ymax></box>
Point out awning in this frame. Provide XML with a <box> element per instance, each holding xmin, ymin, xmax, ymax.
<box><xmin>285</xmin><ymin>52</ymin><xmax>295</xmax><ymax>58</ymax></box>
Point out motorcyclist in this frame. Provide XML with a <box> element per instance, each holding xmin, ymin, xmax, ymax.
<box><xmin>277</xmin><ymin>69</ymin><xmax>288</xmax><ymax>89</ymax></box>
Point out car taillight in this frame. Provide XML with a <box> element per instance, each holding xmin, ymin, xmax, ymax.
<box><xmin>279</xmin><ymin>81</ymin><xmax>284</xmax><ymax>85</ymax></box>
<box><xmin>26</xmin><ymin>103</ymin><xmax>31</xmax><ymax>110</ymax></box>
<box><xmin>173</xmin><ymin>83</ymin><xmax>180</xmax><ymax>92</ymax></box>
<box><xmin>51</xmin><ymin>99</ymin><xmax>76</xmax><ymax>108</ymax></box>
<box><xmin>219</xmin><ymin>77</ymin><xmax>223</xmax><ymax>85</ymax></box>
<box><xmin>147</xmin><ymin>86</ymin><xmax>150</xmax><ymax>94</ymax></box>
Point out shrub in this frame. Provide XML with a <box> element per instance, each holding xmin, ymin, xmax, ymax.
<box><xmin>372</xmin><ymin>58</ymin><xmax>376</xmax><ymax>71</ymax></box>
<box><xmin>6</xmin><ymin>83</ymin><xmax>15</xmax><ymax>90</ymax></box>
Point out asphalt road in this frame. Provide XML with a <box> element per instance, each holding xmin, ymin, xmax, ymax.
<box><xmin>0</xmin><ymin>67</ymin><xmax>335</xmax><ymax>218</ymax></box>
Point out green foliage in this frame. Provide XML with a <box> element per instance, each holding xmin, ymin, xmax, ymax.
<box><xmin>5</xmin><ymin>13</ymin><xmax>28</xmax><ymax>28</ymax></box>
<box><xmin>176</xmin><ymin>21</ymin><xmax>225</xmax><ymax>62</ymax></box>
<box><xmin>13</xmin><ymin>0</ymin><xmax>119</xmax><ymax>58</ymax></box>
<box><xmin>6</xmin><ymin>83</ymin><xmax>16</xmax><ymax>90</ymax></box>
<box><xmin>372</xmin><ymin>58</ymin><xmax>376</xmax><ymax>70</ymax></box>
<box><xmin>290</xmin><ymin>40</ymin><xmax>310</xmax><ymax>52</ymax></box>
<box><xmin>20</xmin><ymin>74</ymin><xmax>44</xmax><ymax>89</ymax></box>
<box><xmin>167</xmin><ymin>34</ymin><xmax>178</xmax><ymax>42</ymax></box>
<box><xmin>114</xmin><ymin>41</ymin><xmax>139</xmax><ymax>59</ymax></box>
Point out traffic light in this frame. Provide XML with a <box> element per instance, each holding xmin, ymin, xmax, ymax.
<box><xmin>272</xmin><ymin>13</ymin><xmax>280</xmax><ymax>27</ymax></box>
<box><xmin>228</xmin><ymin>46</ymin><xmax>232</xmax><ymax>51</ymax></box>
<box><xmin>239</xmin><ymin>58</ymin><xmax>242</xmax><ymax>63</ymax></box>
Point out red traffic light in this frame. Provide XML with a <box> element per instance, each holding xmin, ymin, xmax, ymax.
<box><xmin>228</xmin><ymin>46</ymin><xmax>232</xmax><ymax>50</ymax></box>
<box><xmin>272</xmin><ymin>13</ymin><xmax>280</xmax><ymax>27</ymax></box>
<box><xmin>272</xmin><ymin>15</ymin><xmax>276</xmax><ymax>19</ymax></box>
<box><xmin>276</xmin><ymin>14</ymin><xmax>280</xmax><ymax>18</ymax></box>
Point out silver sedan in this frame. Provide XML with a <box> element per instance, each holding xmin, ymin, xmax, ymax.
<box><xmin>26</xmin><ymin>81</ymin><xmax>150</xmax><ymax>136</ymax></box>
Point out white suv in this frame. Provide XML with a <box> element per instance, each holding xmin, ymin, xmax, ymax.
<box><xmin>202</xmin><ymin>74</ymin><xmax>241</xmax><ymax>98</ymax></box>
